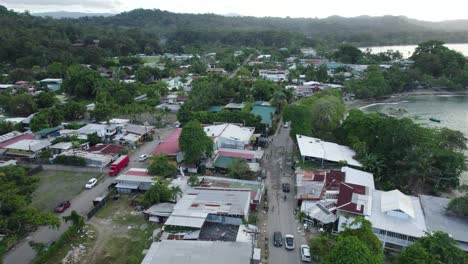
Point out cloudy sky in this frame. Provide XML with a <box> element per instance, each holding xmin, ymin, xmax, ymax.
<box><xmin>1</xmin><ymin>0</ymin><xmax>467</xmax><ymax>21</ymax></box>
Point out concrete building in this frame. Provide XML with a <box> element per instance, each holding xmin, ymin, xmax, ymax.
<box><xmin>204</xmin><ymin>123</ymin><xmax>255</xmax><ymax>150</ymax></box>
<box><xmin>258</xmin><ymin>70</ymin><xmax>288</xmax><ymax>82</ymax></box>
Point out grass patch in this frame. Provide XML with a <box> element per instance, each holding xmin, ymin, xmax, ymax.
<box><xmin>37</xmin><ymin>224</ymin><xmax>96</xmax><ymax>264</ymax></box>
<box><xmin>31</xmin><ymin>170</ymin><xmax>104</xmax><ymax>212</ymax></box>
<box><xmin>95</xmin><ymin>225</ymin><xmax>156</xmax><ymax>264</ymax></box>
<box><xmin>142</xmin><ymin>57</ymin><xmax>160</xmax><ymax>63</ymax></box>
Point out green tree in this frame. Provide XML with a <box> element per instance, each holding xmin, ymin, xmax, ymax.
<box><xmin>30</xmin><ymin>108</ymin><xmax>63</xmax><ymax>132</ymax></box>
<box><xmin>333</xmin><ymin>44</ymin><xmax>363</xmax><ymax>64</ymax></box>
<box><xmin>346</xmin><ymin>65</ymin><xmax>390</xmax><ymax>98</ymax></box>
<box><xmin>323</xmin><ymin>236</ymin><xmax>378</xmax><ymax>264</ymax></box>
<box><xmin>339</xmin><ymin>217</ymin><xmax>383</xmax><ymax>260</ymax></box>
<box><xmin>6</xmin><ymin>94</ymin><xmax>38</xmax><ymax>116</ymax></box>
<box><xmin>147</xmin><ymin>155</ymin><xmax>177</xmax><ymax>178</ymax></box>
<box><xmin>35</xmin><ymin>92</ymin><xmax>57</xmax><ymax>109</ymax></box>
<box><xmin>397</xmin><ymin>232</ymin><xmax>467</xmax><ymax>264</ymax></box>
<box><xmin>87</xmin><ymin>133</ymin><xmax>102</xmax><ymax>146</ymax></box>
<box><xmin>169</xmin><ymin>186</ymin><xmax>183</xmax><ymax>202</ymax></box>
<box><xmin>179</xmin><ymin>120</ymin><xmax>214</xmax><ymax>164</ymax></box>
<box><xmin>188</xmin><ymin>175</ymin><xmax>200</xmax><ymax>187</ymax></box>
<box><xmin>447</xmin><ymin>186</ymin><xmax>468</xmax><ymax>217</ymax></box>
<box><xmin>62</xmin><ymin>102</ymin><xmax>86</xmax><ymax>121</ymax></box>
<box><xmin>309</xmin><ymin>235</ymin><xmax>333</xmax><ymax>262</ymax></box>
<box><xmin>46</xmin><ymin>62</ymin><xmax>66</xmax><ymax>78</ymax></box>
<box><xmin>316</xmin><ymin>64</ymin><xmax>329</xmax><ymax>82</ymax></box>
<box><xmin>141</xmin><ymin>183</ymin><xmax>172</xmax><ymax>207</ymax></box>
<box><xmin>63</xmin><ymin>66</ymin><xmax>106</xmax><ymax>99</ymax></box>
<box><xmin>0</xmin><ymin>121</ymin><xmax>22</xmax><ymax>134</ymax></box>
<box><xmin>227</xmin><ymin>159</ymin><xmax>251</xmax><ymax>179</ymax></box>
<box><xmin>91</xmin><ymin>103</ymin><xmax>112</xmax><ymax>122</ymax></box>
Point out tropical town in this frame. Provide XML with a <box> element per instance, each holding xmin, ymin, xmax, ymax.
<box><xmin>0</xmin><ymin>2</ymin><xmax>468</xmax><ymax>264</ymax></box>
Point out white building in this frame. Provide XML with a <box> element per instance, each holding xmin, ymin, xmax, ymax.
<box><xmin>366</xmin><ymin>190</ymin><xmax>427</xmax><ymax>252</ymax></box>
<box><xmin>296</xmin><ymin>135</ymin><xmax>362</xmax><ymax>167</ymax></box>
<box><xmin>115</xmin><ymin>168</ymin><xmax>156</xmax><ymax>193</ymax></box>
<box><xmin>258</xmin><ymin>70</ymin><xmax>288</xmax><ymax>82</ymax></box>
<box><xmin>204</xmin><ymin>123</ymin><xmax>255</xmax><ymax>150</ymax></box>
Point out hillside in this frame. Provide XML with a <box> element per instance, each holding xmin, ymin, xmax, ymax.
<box><xmin>76</xmin><ymin>9</ymin><xmax>468</xmax><ymax>46</ymax></box>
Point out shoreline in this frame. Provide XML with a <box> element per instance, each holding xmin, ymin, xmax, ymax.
<box><xmin>346</xmin><ymin>89</ymin><xmax>468</xmax><ymax>109</ymax></box>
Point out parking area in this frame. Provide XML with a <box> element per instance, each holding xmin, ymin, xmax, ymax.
<box><xmin>31</xmin><ymin>170</ymin><xmax>105</xmax><ymax>212</ymax></box>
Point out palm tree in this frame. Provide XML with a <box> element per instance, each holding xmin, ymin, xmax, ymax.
<box><xmin>170</xmin><ymin>186</ymin><xmax>183</xmax><ymax>202</ymax></box>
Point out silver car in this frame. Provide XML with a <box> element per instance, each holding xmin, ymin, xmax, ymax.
<box><xmin>300</xmin><ymin>244</ymin><xmax>311</xmax><ymax>262</ymax></box>
<box><xmin>285</xmin><ymin>234</ymin><xmax>294</xmax><ymax>250</ymax></box>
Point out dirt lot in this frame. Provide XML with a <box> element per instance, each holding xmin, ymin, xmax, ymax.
<box><xmin>83</xmin><ymin>195</ymin><xmax>159</xmax><ymax>264</ymax></box>
<box><xmin>31</xmin><ymin>170</ymin><xmax>105</xmax><ymax>212</ymax></box>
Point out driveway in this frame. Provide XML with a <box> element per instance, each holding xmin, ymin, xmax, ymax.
<box><xmin>263</xmin><ymin>125</ymin><xmax>307</xmax><ymax>264</ymax></box>
<box><xmin>3</xmin><ymin>126</ymin><xmax>175</xmax><ymax>264</ymax></box>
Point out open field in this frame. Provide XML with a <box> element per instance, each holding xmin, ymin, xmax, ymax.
<box><xmin>86</xmin><ymin>195</ymin><xmax>159</xmax><ymax>264</ymax></box>
<box><xmin>31</xmin><ymin>170</ymin><xmax>105</xmax><ymax>212</ymax></box>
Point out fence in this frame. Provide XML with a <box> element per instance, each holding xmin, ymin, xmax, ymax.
<box><xmin>20</xmin><ymin>163</ymin><xmax>104</xmax><ymax>173</ymax></box>
<box><xmin>86</xmin><ymin>188</ymin><xmax>116</xmax><ymax>220</ymax></box>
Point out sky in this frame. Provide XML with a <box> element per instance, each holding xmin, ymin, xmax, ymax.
<box><xmin>1</xmin><ymin>0</ymin><xmax>467</xmax><ymax>21</ymax></box>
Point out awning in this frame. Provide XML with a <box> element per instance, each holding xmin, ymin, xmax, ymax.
<box><xmin>164</xmin><ymin>215</ymin><xmax>206</xmax><ymax>228</ymax></box>
<box><xmin>116</xmin><ymin>182</ymin><xmax>140</xmax><ymax>189</ymax></box>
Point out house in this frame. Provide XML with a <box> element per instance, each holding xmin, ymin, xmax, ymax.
<box><xmin>341</xmin><ymin>167</ymin><xmax>375</xmax><ymax>190</ymax></box>
<box><xmin>216</xmin><ymin>148</ymin><xmax>264</xmax><ymax>162</ymax></box>
<box><xmin>207</xmin><ymin>106</ymin><xmax>225</xmax><ymax>112</ymax></box>
<box><xmin>199</xmin><ymin>176</ymin><xmax>264</xmax><ymax>210</ymax></box>
<box><xmin>296</xmin><ymin>135</ymin><xmax>362</xmax><ymax>167</ymax></box>
<box><xmin>164</xmin><ymin>188</ymin><xmax>251</xmax><ymax>229</ymax></box>
<box><xmin>34</xmin><ymin>126</ymin><xmax>62</xmax><ymax>139</ymax></box>
<box><xmin>206</xmin><ymin>68</ymin><xmax>226</xmax><ymax>74</ymax></box>
<box><xmin>85</xmin><ymin>103</ymin><xmax>96</xmax><ymax>111</ymax></box>
<box><xmin>59</xmin><ymin>150</ymin><xmax>112</xmax><ymax>167</ymax></box>
<box><xmin>335</xmin><ymin>182</ymin><xmax>372</xmax><ymax>217</ymax></box>
<box><xmin>144</xmin><ymin>203</ymin><xmax>176</xmax><ymax>223</ymax></box>
<box><xmin>77</xmin><ymin>124</ymin><xmax>118</xmax><ymax>139</ymax></box>
<box><xmin>224</xmin><ymin>103</ymin><xmax>245</xmax><ymax>110</ymax></box>
<box><xmin>365</xmin><ymin>190</ymin><xmax>427</xmax><ymax>252</ymax></box>
<box><xmin>39</xmin><ymin>78</ymin><xmax>62</xmax><ymax>91</ymax></box>
<box><xmin>114</xmin><ymin>168</ymin><xmax>156</xmax><ymax>193</ymax></box>
<box><xmin>151</xmin><ymin>128</ymin><xmax>181</xmax><ymax>156</ymax></box>
<box><xmin>86</xmin><ymin>144</ymin><xmax>125</xmax><ymax>159</ymax></box>
<box><xmin>142</xmin><ymin>240</ymin><xmax>251</xmax><ymax>264</ymax></box>
<box><xmin>3</xmin><ymin>139</ymin><xmax>50</xmax><ymax>158</ymax></box>
<box><xmin>258</xmin><ymin>70</ymin><xmax>288</xmax><ymax>82</ymax></box>
<box><xmin>156</xmin><ymin>103</ymin><xmax>180</xmax><ymax>113</ymax></box>
<box><xmin>203</xmin><ymin>123</ymin><xmax>255</xmax><ymax>150</ymax></box>
<box><xmin>50</xmin><ymin>142</ymin><xmax>73</xmax><ymax>154</ymax></box>
<box><xmin>0</xmin><ymin>132</ymin><xmax>35</xmax><ymax>150</ymax></box>
<box><xmin>120</xmin><ymin>123</ymin><xmax>155</xmax><ymax>144</ymax></box>
<box><xmin>419</xmin><ymin>195</ymin><xmax>468</xmax><ymax>251</ymax></box>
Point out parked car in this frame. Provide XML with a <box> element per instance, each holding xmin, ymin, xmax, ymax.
<box><xmin>85</xmin><ymin>178</ymin><xmax>98</xmax><ymax>189</ymax></box>
<box><xmin>285</xmin><ymin>234</ymin><xmax>295</xmax><ymax>250</ymax></box>
<box><xmin>139</xmin><ymin>154</ymin><xmax>148</xmax><ymax>162</ymax></box>
<box><xmin>273</xmin><ymin>231</ymin><xmax>283</xmax><ymax>247</ymax></box>
<box><xmin>282</xmin><ymin>183</ymin><xmax>290</xmax><ymax>193</ymax></box>
<box><xmin>54</xmin><ymin>201</ymin><xmax>71</xmax><ymax>213</ymax></box>
<box><xmin>283</xmin><ymin>122</ymin><xmax>289</xmax><ymax>128</ymax></box>
<box><xmin>300</xmin><ymin>244</ymin><xmax>311</xmax><ymax>262</ymax></box>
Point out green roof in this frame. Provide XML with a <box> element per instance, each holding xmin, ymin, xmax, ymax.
<box><xmin>213</xmin><ymin>156</ymin><xmax>238</xmax><ymax>169</ymax></box>
<box><xmin>207</xmin><ymin>106</ymin><xmax>225</xmax><ymax>112</ymax></box>
<box><xmin>250</xmin><ymin>105</ymin><xmax>276</xmax><ymax>126</ymax></box>
<box><xmin>34</xmin><ymin>126</ymin><xmax>61</xmax><ymax>137</ymax></box>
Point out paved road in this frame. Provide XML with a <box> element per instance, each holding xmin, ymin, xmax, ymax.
<box><xmin>264</xmin><ymin>125</ymin><xmax>306</xmax><ymax>264</ymax></box>
<box><xmin>3</xmin><ymin>126</ymin><xmax>175</xmax><ymax>264</ymax></box>
<box><xmin>229</xmin><ymin>54</ymin><xmax>253</xmax><ymax>78</ymax></box>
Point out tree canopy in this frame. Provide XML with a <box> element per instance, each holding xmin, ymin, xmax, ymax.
<box><xmin>179</xmin><ymin>120</ymin><xmax>214</xmax><ymax>164</ymax></box>
<box><xmin>147</xmin><ymin>155</ymin><xmax>177</xmax><ymax>178</ymax></box>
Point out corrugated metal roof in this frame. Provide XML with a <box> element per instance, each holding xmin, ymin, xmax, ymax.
<box><xmin>250</xmin><ymin>105</ymin><xmax>276</xmax><ymax>126</ymax></box>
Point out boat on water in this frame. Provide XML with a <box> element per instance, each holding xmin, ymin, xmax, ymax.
<box><xmin>429</xmin><ymin>118</ymin><xmax>441</xmax><ymax>123</ymax></box>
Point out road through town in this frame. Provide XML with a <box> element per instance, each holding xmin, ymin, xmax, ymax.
<box><xmin>265</xmin><ymin>125</ymin><xmax>307</xmax><ymax>264</ymax></box>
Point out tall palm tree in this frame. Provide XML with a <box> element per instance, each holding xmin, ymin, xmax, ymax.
<box><xmin>170</xmin><ymin>186</ymin><xmax>183</xmax><ymax>202</ymax></box>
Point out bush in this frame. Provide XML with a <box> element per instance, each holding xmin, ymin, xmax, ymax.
<box><xmin>54</xmin><ymin>155</ymin><xmax>86</xmax><ymax>166</ymax></box>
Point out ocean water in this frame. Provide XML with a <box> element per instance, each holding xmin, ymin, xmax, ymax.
<box><xmin>360</xmin><ymin>43</ymin><xmax>468</xmax><ymax>58</ymax></box>
<box><xmin>360</xmin><ymin>95</ymin><xmax>468</xmax><ymax>185</ymax></box>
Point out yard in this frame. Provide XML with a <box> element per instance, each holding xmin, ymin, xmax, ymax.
<box><xmin>31</xmin><ymin>170</ymin><xmax>104</xmax><ymax>212</ymax></box>
<box><xmin>84</xmin><ymin>195</ymin><xmax>159</xmax><ymax>264</ymax></box>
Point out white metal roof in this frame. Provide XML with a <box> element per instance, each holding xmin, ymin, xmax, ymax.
<box><xmin>116</xmin><ymin>182</ymin><xmax>140</xmax><ymax>189</ymax></box>
<box><xmin>204</xmin><ymin>123</ymin><xmax>254</xmax><ymax>143</ymax></box>
<box><xmin>342</xmin><ymin>166</ymin><xmax>375</xmax><ymax>190</ymax></box>
<box><xmin>367</xmin><ymin>190</ymin><xmax>426</xmax><ymax>238</ymax></box>
<box><xmin>296</xmin><ymin>135</ymin><xmax>362</xmax><ymax>167</ymax></box>
<box><xmin>164</xmin><ymin>215</ymin><xmax>207</xmax><ymax>228</ymax></box>
<box><xmin>381</xmin><ymin>190</ymin><xmax>415</xmax><ymax>218</ymax></box>
<box><xmin>115</xmin><ymin>174</ymin><xmax>156</xmax><ymax>183</ymax></box>
<box><xmin>142</xmin><ymin>240</ymin><xmax>251</xmax><ymax>264</ymax></box>
<box><xmin>6</xmin><ymin>139</ymin><xmax>50</xmax><ymax>152</ymax></box>
<box><xmin>50</xmin><ymin>142</ymin><xmax>73</xmax><ymax>150</ymax></box>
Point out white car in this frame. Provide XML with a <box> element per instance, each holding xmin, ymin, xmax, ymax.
<box><xmin>139</xmin><ymin>154</ymin><xmax>148</xmax><ymax>162</ymax></box>
<box><xmin>300</xmin><ymin>244</ymin><xmax>311</xmax><ymax>262</ymax></box>
<box><xmin>85</xmin><ymin>178</ymin><xmax>98</xmax><ymax>189</ymax></box>
<box><xmin>283</xmin><ymin>122</ymin><xmax>289</xmax><ymax>128</ymax></box>
<box><xmin>285</xmin><ymin>234</ymin><xmax>295</xmax><ymax>250</ymax></box>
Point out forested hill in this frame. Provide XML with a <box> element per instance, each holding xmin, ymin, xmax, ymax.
<box><xmin>76</xmin><ymin>9</ymin><xmax>468</xmax><ymax>46</ymax></box>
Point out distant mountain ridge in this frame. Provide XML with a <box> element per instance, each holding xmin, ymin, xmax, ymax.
<box><xmin>33</xmin><ymin>11</ymin><xmax>114</xmax><ymax>18</ymax></box>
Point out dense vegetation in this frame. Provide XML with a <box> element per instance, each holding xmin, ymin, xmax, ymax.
<box><xmin>309</xmin><ymin>218</ymin><xmax>383</xmax><ymax>263</ymax></box>
<box><xmin>396</xmin><ymin>231</ymin><xmax>467</xmax><ymax>264</ymax></box>
<box><xmin>447</xmin><ymin>185</ymin><xmax>468</xmax><ymax>217</ymax></box>
<box><xmin>0</xmin><ymin>166</ymin><xmax>60</xmax><ymax>258</ymax></box>
<box><xmin>338</xmin><ymin>110</ymin><xmax>467</xmax><ymax>193</ymax></box>
<box><xmin>76</xmin><ymin>9</ymin><xmax>468</xmax><ymax>47</ymax></box>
